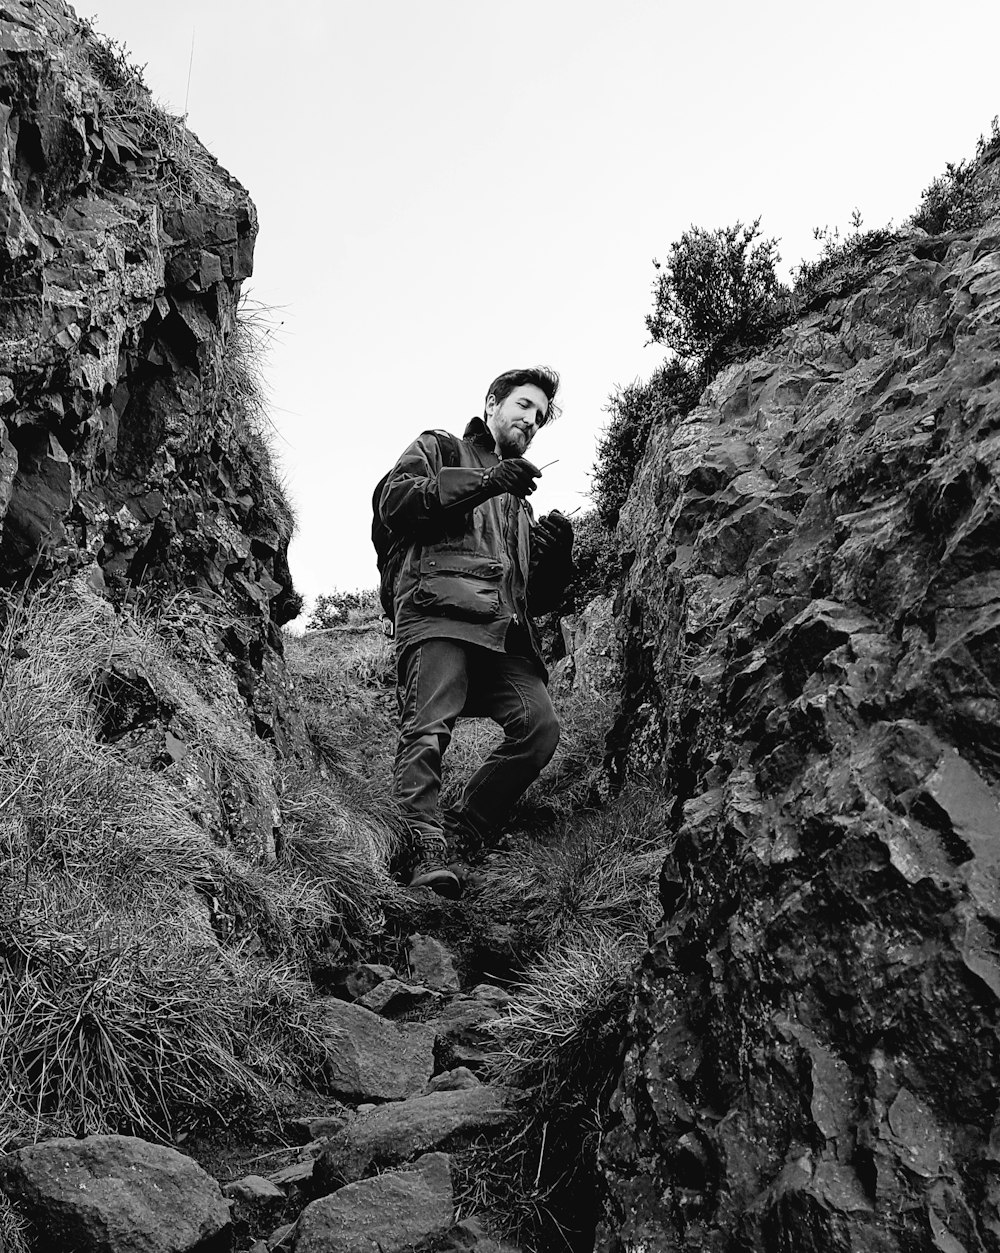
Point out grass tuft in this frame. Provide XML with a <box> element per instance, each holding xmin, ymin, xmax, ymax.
<box><xmin>0</xmin><ymin>579</ymin><xmax>392</xmax><ymax>1140</ymax></box>
<box><xmin>0</xmin><ymin>1191</ymin><xmax>30</xmax><ymax>1253</ymax></box>
<box><xmin>453</xmin><ymin>788</ymin><xmax>669</xmax><ymax>1250</ymax></box>
<box><xmin>75</xmin><ymin>14</ymin><xmax>235</xmax><ymax>209</ymax></box>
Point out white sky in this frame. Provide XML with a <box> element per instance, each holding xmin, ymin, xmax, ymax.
<box><xmin>81</xmin><ymin>0</ymin><xmax>1000</xmax><ymax>618</ymax></box>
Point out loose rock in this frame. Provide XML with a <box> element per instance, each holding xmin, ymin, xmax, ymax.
<box><xmin>223</xmin><ymin>1175</ymin><xmax>286</xmax><ymax>1248</ymax></box>
<box><xmin>406</xmin><ymin>933</ymin><xmax>461</xmax><ymax>993</ymax></box>
<box><xmin>291</xmin><ymin>1151</ymin><xmax>454</xmax><ymax>1253</ymax></box>
<box><xmin>0</xmin><ymin>1134</ymin><xmax>230</xmax><ymax>1253</ymax></box>
<box><xmin>357</xmin><ymin>978</ymin><xmax>438</xmax><ymax>1017</ymax></box>
<box><xmin>315</xmin><ymin>999</ymin><xmax>436</xmax><ymax>1101</ymax></box>
<box><xmin>424</xmin><ymin>1066</ymin><xmax>483</xmax><ymax>1093</ymax></box>
<box><xmin>434</xmin><ymin>994</ymin><xmax>504</xmax><ymax>1073</ymax></box>
<box><xmin>314</xmin><ymin>1087</ymin><xmax>512</xmax><ymax>1190</ymax></box>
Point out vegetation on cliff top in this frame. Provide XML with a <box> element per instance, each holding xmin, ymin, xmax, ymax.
<box><xmin>586</xmin><ymin>115</ymin><xmax>1000</xmax><ymax>576</ymax></box>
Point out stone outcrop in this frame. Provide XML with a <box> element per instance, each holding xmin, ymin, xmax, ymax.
<box><xmin>0</xmin><ymin>1135</ymin><xmax>231</xmax><ymax>1252</ymax></box>
<box><xmin>0</xmin><ymin>0</ymin><xmax>292</xmax><ymax>603</ymax></box>
<box><xmin>551</xmin><ymin>594</ymin><xmax>621</xmax><ymax>699</ymax></box>
<box><xmin>597</xmin><ymin>160</ymin><xmax>1000</xmax><ymax>1249</ymax></box>
<box><xmin>0</xmin><ymin>0</ymin><xmax>309</xmax><ymax>855</ymax></box>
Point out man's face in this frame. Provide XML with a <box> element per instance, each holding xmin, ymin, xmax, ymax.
<box><xmin>486</xmin><ymin>384</ymin><xmax>549</xmax><ymax>458</ymax></box>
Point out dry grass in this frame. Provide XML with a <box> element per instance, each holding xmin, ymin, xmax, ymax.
<box><xmin>76</xmin><ymin>15</ymin><xmax>235</xmax><ymax>211</ymax></box>
<box><xmin>457</xmin><ymin>788</ymin><xmax>670</xmax><ymax>1252</ymax></box>
<box><xmin>284</xmin><ymin>628</ymin><xmax>401</xmax><ymax>839</ymax></box>
<box><xmin>465</xmin><ymin>787</ymin><xmax>666</xmax><ymax>966</ymax></box>
<box><xmin>0</xmin><ymin>1191</ymin><xmax>30</xmax><ymax>1253</ymax></box>
<box><xmin>211</xmin><ymin>293</ymin><xmax>296</xmax><ymax>541</ymax></box>
<box><xmin>442</xmin><ymin>684</ymin><xmax>612</xmax><ymax>827</ymax></box>
<box><xmin>278</xmin><ymin>768</ymin><xmax>401</xmax><ymax>938</ymax></box>
<box><xmin>0</xmin><ymin>579</ymin><xmax>393</xmax><ymax>1140</ymax></box>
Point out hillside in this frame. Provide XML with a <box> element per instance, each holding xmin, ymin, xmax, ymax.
<box><xmin>3</xmin><ymin>2</ymin><xmax>1000</xmax><ymax>1252</ymax></box>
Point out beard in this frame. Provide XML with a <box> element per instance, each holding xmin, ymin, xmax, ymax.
<box><xmin>496</xmin><ymin>424</ymin><xmax>530</xmax><ymax>458</ymax></box>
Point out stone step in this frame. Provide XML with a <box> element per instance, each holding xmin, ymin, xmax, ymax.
<box><xmin>290</xmin><ymin>1151</ymin><xmax>453</xmax><ymax>1253</ymax></box>
<box><xmin>315</xmin><ymin>998</ymin><xmax>436</xmax><ymax>1102</ymax></box>
<box><xmin>314</xmin><ymin>1085</ymin><xmax>514</xmax><ymax>1191</ymax></box>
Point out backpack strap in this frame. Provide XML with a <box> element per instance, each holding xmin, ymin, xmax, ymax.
<box><xmin>377</xmin><ymin>430</ymin><xmax>463</xmax><ymax>627</ymax></box>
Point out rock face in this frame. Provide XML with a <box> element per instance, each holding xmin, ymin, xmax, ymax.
<box><xmin>597</xmin><ymin>164</ymin><xmax>1000</xmax><ymax>1249</ymax></box>
<box><xmin>0</xmin><ymin>1134</ymin><xmax>231</xmax><ymax>1252</ymax></box>
<box><xmin>0</xmin><ymin>0</ymin><xmax>309</xmax><ymax>852</ymax></box>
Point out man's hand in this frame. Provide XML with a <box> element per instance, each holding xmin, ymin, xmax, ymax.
<box><xmin>532</xmin><ymin>510</ymin><xmax>574</xmax><ymax>558</ymax></box>
<box><xmin>483</xmin><ymin>457</ymin><xmax>540</xmax><ymax>498</ymax></box>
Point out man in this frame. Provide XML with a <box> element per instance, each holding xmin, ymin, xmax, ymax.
<box><xmin>379</xmin><ymin>366</ymin><xmax>574</xmax><ymax>897</ymax></box>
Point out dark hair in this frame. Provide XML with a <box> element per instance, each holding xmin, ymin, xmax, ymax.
<box><xmin>484</xmin><ymin>366</ymin><xmax>561</xmax><ymax>424</ymax></box>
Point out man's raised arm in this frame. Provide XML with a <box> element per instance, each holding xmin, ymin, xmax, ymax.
<box><xmin>379</xmin><ymin>431</ymin><xmax>539</xmax><ymax>534</ymax></box>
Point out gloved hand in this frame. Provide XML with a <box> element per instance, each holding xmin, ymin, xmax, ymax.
<box><xmin>483</xmin><ymin>457</ymin><xmax>540</xmax><ymax>498</ymax></box>
<box><xmin>532</xmin><ymin>510</ymin><xmax>574</xmax><ymax>558</ymax></box>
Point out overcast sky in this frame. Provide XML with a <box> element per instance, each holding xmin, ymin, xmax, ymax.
<box><xmin>81</xmin><ymin>0</ymin><xmax>1000</xmax><ymax>618</ymax></box>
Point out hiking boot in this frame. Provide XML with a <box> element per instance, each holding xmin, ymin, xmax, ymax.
<box><xmin>409</xmin><ymin>833</ymin><xmax>462</xmax><ymax>898</ymax></box>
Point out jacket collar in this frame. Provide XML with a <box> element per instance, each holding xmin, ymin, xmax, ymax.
<box><xmin>464</xmin><ymin>416</ymin><xmax>496</xmax><ymax>452</ymax></box>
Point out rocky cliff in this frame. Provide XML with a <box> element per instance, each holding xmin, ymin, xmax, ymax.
<box><xmin>597</xmin><ymin>158</ymin><xmax>1000</xmax><ymax>1248</ymax></box>
<box><xmin>0</xmin><ymin>0</ymin><xmax>307</xmax><ymax>846</ymax></box>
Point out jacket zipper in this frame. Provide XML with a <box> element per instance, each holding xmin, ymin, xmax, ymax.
<box><xmin>504</xmin><ymin>492</ymin><xmax>519</xmax><ymax>625</ymax></box>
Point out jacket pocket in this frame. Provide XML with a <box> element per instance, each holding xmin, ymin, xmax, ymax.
<box><xmin>412</xmin><ymin>551</ymin><xmax>503</xmax><ymax>622</ymax></box>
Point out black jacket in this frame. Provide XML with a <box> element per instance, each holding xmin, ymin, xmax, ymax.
<box><xmin>378</xmin><ymin>418</ymin><xmax>572</xmax><ymax>676</ymax></box>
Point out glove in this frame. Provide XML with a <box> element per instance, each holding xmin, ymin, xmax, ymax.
<box><xmin>532</xmin><ymin>510</ymin><xmax>573</xmax><ymax>557</ymax></box>
<box><xmin>483</xmin><ymin>457</ymin><xmax>540</xmax><ymax>498</ymax></box>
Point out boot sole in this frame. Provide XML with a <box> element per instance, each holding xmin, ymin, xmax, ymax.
<box><xmin>409</xmin><ymin>868</ymin><xmax>463</xmax><ymax>899</ymax></box>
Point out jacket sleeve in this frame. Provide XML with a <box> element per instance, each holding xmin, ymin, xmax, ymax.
<box><xmin>379</xmin><ymin>430</ymin><xmax>492</xmax><ymax>535</ymax></box>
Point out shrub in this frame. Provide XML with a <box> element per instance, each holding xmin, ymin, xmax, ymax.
<box><xmin>792</xmin><ymin>212</ymin><xmax>901</xmax><ymax>308</ymax></box>
<box><xmin>645</xmin><ymin>218</ymin><xmax>788</xmax><ymax>383</ymax></box>
<box><xmin>307</xmin><ymin>588</ymin><xmax>381</xmax><ymax>630</ymax></box>
<box><xmin>911</xmin><ymin>116</ymin><xmax>1000</xmax><ymax>234</ymax></box>
<box><xmin>592</xmin><ymin>357</ymin><xmax>699</xmax><ymax>528</ymax></box>
<box><xmin>565</xmin><ymin>510</ymin><xmax>619</xmax><ymax>607</ymax></box>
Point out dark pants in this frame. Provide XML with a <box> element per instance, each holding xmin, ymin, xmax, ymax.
<box><xmin>394</xmin><ymin>638</ymin><xmax>560</xmax><ymax>847</ymax></box>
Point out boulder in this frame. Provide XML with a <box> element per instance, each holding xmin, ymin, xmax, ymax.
<box><xmin>0</xmin><ymin>1134</ymin><xmax>230</xmax><ymax>1252</ymax></box>
<box><xmin>291</xmin><ymin>1152</ymin><xmax>453</xmax><ymax>1253</ymax></box>
<box><xmin>406</xmin><ymin>934</ymin><xmax>461</xmax><ymax>993</ymax></box>
<box><xmin>315</xmin><ymin>999</ymin><xmax>436</xmax><ymax>1100</ymax></box>
<box><xmin>314</xmin><ymin>1087</ymin><xmax>512</xmax><ymax>1190</ymax></box>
